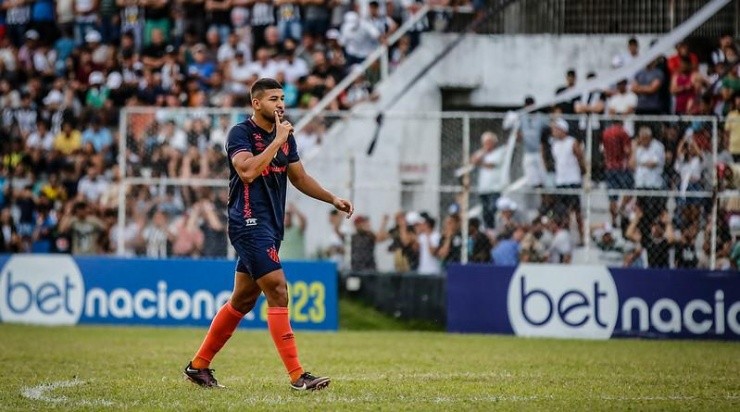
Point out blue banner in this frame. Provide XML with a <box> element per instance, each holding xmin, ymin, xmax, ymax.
<box><xmin>0</xmin><ymin>255</ymin><xmax>337</xmax><ymax>330</ymax></box>
<box><xmin>447</xmin><ymin>264</ymin><xmax>740</xmax><ymax>340</ymax></box>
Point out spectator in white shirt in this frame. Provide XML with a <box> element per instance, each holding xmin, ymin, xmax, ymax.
<box><xmin>550</xmin><ymin>118</ymin><xmax>585</xmax><ymax>242</ymax></box>
<box><xmin>674</xmin><ymin>137</ymin><xmax>704</xmax><ymax>228</ymax></box>
<box><xmin>26</xmin><ymin>119</ymin><xmax>55</xmax><ymax>151</ymax></box>
<box><xmin>77</xmin><ymin>166</ymin><xmax>110</xmax><ymax>204</ymax></box>
<box><xmin>339</xmin><ymin>11</ymin><xmax>380</xmax><ymax>66</ymax></box>
<box><xmin>606</xmin><ymin>79</ymin><xmax>638</xmax><ymax>136</ymax></box>
<box><xmin>248</xmin><ymin>47</ymin><xmax>280</xmax><ymax>80</ymax></box>
<box><xmin>631</xmin><ymin>126</ymin><xmax>666</xmax><ymax>222</ymax></box>
<box><xmin>471</xmin><ymin>131</ymin><xmax>506</xmax><ymax>230</ymax></box>
<box><xmin>414</xmin><ymin>212</ymin><xmax>441</xmax><ymax>275</ymax></box>
<box><xmin>548</xmin><ymin>216</ymin><xmax>573</xmax><ymax>264</ymax></box>
<box><xmin>279</xmin><ymin>38</ymin><xmax>309</xmax><ymax>84</ymax></box>
<box><xmin>217</xmin><ymin>32</ymin><xmax>251</xmax><ymax>65</ymax></box>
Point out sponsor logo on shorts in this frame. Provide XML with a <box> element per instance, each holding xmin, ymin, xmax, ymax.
<box><xmin>245</xmin><ymin>218</ymin><xmax>258</xmax><ymax>226</ymax></box>
<box><xmin>267</xmin><ymin>246</ymin><xmax>280</xmax><ymax>264</ymax></box>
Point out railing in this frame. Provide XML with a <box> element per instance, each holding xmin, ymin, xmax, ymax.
<box><xmin>117</xmin><ymin>108</ymin><xmax>735</xmax><ymax>272</ymax></box>
<box><xmin>293</xmin><ymin>5</ymin><xmax>474</xmax><ymax>133</ymax></box>
<box><xmin>472</xmin><ymin>0</ymin><xmax>738</xmax><ymax>36</ymax></box>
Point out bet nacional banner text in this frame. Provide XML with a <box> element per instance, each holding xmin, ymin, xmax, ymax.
<box><xmin>447</xmin><ymin>264</ymin><xmax>740</xmax><ymax>340</ymax></box>
<box><xmin>0</xmin><ymin>255</ymin><xmax>337</xmax><ymax>330</ymax></box>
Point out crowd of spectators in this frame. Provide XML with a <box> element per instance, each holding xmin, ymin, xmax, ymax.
<box><xmin>0</xmin><ymin>2</ymin><xmax>737</xmax><ymax>271</ymax></box>
<box><xmin>332</xmin><ymin>34</ymin><xmax>740</xmax><ymax>274</ymax></box>
<box><xmin>462</xmin><ymin>35</ymin><xmax>740</xmax><ymax>271</ymax></box>
<box><xmin>0</xmin><ymin>0</ymin><xmax>470</xmax><ymax>257</ymax></box>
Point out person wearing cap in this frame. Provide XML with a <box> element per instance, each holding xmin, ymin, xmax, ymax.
<box><xmin>495</xmin><ymin>197</ymin><xmax>525</xmax><ymax>233</ymax></box>
<box><xmin>590</xmin><ymin>222</ymin><xmax>633</xmax><ymax>267</ymax></box>
<box><xmin>549</xmin><ymin>117</ymin><xmax>585</xmax><ymax>242</ymax></box>
<box><xmin>85</xmin><ymin>71</ymin><xmax>110</xmax><ymax>109</ymax></box>
<box><xmin>86</xmin><ymin>30</ymin><xmax>112</xmax><ymax>66</ymax></box>
<box><xmin>471</xmin><ymin>131</ymin><xmax>506</xmax><ymax>230</ymax></box>
<box><xmin>188</xmin><ymin>43</ymin><xmax>217</xmax><ymax>90</ymax></box>
<box><xmin>18</xmin><ymin>30</ymin><xmax>40</xmax><ymax>72</ymax></box>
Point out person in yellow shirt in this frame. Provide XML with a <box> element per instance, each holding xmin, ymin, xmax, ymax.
<box><xmin>726</xmin><ymin>93</ymin><xmax>740</xmax><ymax>163</ymax></box>
<box><xmin>53</xmin><ymin>121</ymin><xmax>82</xmax><ymax>155</ymax></box>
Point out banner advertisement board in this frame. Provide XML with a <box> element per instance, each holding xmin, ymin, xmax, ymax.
<box><xmin>0</xmin><ymin>255</ymin><xmax>337</xmax><ymax>331</ymax></box>
<box><xmin>447</xmin><ymin>264</ymin><xmax>740</xmax><ymax>340</ymax></box>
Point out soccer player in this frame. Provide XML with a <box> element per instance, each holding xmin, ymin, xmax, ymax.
<box><xmin>184</xmin><ymin>78</ymin><xmax>353</xmax><ymax>390</ymax></box>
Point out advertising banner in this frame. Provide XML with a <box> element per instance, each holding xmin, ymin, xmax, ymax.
<box><xmin>0</xmin><ymin>255</ymin><xmax>337</xmax><ymax>330</ymax></box>
<box><xmin>447</xmin><ymin>263</ymin><xmax>740</xmax><ymax>340</ymax></box>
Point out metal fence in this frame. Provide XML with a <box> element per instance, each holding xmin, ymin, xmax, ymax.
<box><xmin>117</xmin><ymin>108</ymin><xmax>736</xmax><ymax>272</ymax></box>
<box><xmin>471</xmin><ymin>0</ymin><xmax>739</xmax><ymax>36</ymax></box>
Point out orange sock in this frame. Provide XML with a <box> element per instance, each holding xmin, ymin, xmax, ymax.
<box><xmin>267</xmin><ymin>307</ymin><xmax>304</xmax><ymax>382</ymax></box>
<box><xmin>192</xmin><ymin>303</ymin><xmax>244</xmax><ymax>369</ymax></box>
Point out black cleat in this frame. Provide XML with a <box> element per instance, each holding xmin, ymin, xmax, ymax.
<box><xmin>183</xmin><ymin>362</ymin><xmax>225</xmax><ymax>388</ymax></box>
<box><xmin>290</xmin><ymin>372</ymin><xmax>331</xmax><ymax>391</ymax></box>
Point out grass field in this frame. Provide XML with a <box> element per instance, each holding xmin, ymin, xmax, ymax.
<box><xmin>1</xmin><ymin>322</ymin><xmax>738</xmax><ymax>411</ymax></box>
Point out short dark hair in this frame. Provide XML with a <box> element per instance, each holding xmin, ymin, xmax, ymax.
<box><xmin>628</xmin><ymin>37</ymin><xmax>638</xmax><ymax>46</ymax></box>
<box><xmin>566</xmin><ymin>69</ymin><xmax>576</xmax><ymax>77</ymax></box>
<box><xmin>250</xmin><ymin>78</ymin><xmax>283</xmax><ymax>99</ymax></box>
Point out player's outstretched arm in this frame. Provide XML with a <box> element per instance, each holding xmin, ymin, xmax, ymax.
<box><xmin>287</xmin><ymin>161</ymin><xmax>354</xmax><ymax>218</ymax></box>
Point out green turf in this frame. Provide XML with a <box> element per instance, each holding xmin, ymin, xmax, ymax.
<box><xmin>339</xmin><ymin>298</ymin><xmax>443</xmax><ymax>331</ymax></box>
<box><xmin>0</xmin><ymin>324</ymin><xmax>738</xmax><ymax>411</ymax></box>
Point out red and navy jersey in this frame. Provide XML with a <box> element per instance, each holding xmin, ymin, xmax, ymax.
<box><xmin>226</xmin><ymin>118</ymin><xmax>300</xmax><ymax>239</ymax></box>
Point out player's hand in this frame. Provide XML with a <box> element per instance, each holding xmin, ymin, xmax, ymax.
<box><xmin>274</xmin><ymin>111</ymin><xmax>293</xmax><ymax>144</ymax></box>
<box><xmin>332</xmin><ymin>197</ymin><xmax>354</xmax><ymax>218</ymax></box>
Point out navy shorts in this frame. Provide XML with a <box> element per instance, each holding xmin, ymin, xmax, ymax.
<box><xmin>605</xmin><ymin>170</ymin><xmax>633</xmax><ymax>201</ymax></box>
<box><xmin>230</xmin><ymin>232</ymin><xmax>282</xmax><ymax>280</ymax></box>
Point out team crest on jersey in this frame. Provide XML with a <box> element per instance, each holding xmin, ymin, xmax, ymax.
<box><xmin>267</xmin><ymin>246</ymin><xmax>280</xmax><ymax>263</ymax></box>
<box><xmin>253</xmin><ymin>133</ymin><xmax>266</xmax><ymax>151</ymax></box>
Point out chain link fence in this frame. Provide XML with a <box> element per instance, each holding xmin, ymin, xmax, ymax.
<box><xmin>118</xmin><ymin>109</ymin><xmax>732</xmax><ymax>271</ymax></box>
<box><xmin>473</xmin><ymin>0</ymin><xmax>738</xmax><ymax>36</ymax></box>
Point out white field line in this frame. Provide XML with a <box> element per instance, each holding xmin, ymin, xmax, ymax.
<box><xmin>21</xmin><ymin>380</ymin><xmax>114</xmax><ymax>407</ymax></box>
<box><xmin>235</xmin><ymin>394</ymin><xmax>738</xmax><ymax>406</ymax></box>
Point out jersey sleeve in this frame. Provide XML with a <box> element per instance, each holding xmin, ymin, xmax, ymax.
<box><xmin>226</xmin><ymin>124</ymin><xmax>253</xmax><ymax>160</ymax></box>
<box><xmin>287</xmin><ymin>134</ymin><xmax>300</xmax><ymax>163</ymax></box>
